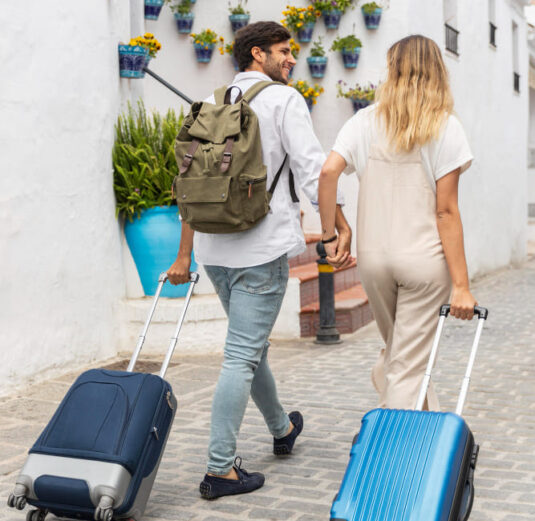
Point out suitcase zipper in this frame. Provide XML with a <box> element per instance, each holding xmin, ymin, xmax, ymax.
<box><xmin>166</xmin><ymin>391</ymin><xmax>174</xmax><ymax>410</ymax></box>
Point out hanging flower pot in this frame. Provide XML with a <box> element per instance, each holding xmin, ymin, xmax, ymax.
<box><xmin>362</xmin><ymin>5</ymin><xmax>382</xmax><ymax>29</ymax></box>
<box><xmin>144</xmin><ymin>0</ymin><xmax>164</xmax><ymax>20</ymax></box>
<box><xmin>194</xmin><ymin>43</ymin><xmax>215</xmax><ymax>63</ymax></box>
<box><xmin>351</xmin><ymin>97</ymin><xmax>371</xmax><ymax>113</ymax></box>
<box><xmin>297</xmin><ymin>21</ymin><xmax>316</xmax><ymax>43</ymax></box>
<box><xmin>341</xmin><ymin>47</ymin><xmax>361</xmax><ymax>68</ymax></box>
<box><xmin>174</xmin><ymin>12</ymin><xmax>194</xmax><ymax>33</ymax></box>
<box><xmin>231</xmin><ymin>55</ymin><xmax>239</xmax><ymax>71</ymax></box>
<box><xmin>322</xmin><ymin>9</ymin><xmax>343</xmax><ymax>30</ymax></box>
<box><xmin>305</xmin><ymin>97</ymin><xmax>314</xmax><ymax>112</ymax></box>
<box><xmin>118</xmin><ymin>45</ymin><xmax>149</xmax><ymax>78</ymax></box>
<box><xmin>288</xmin><ymin>66</ymin><xmax>294</xmax><ymax>79</ymax></box>
<box><xmin>307</xmin><ymin>56</ymin><xmax>327</xmax><ymax>79</ymax></box>
<box><xmin>291</xmin><ymin>79</ymin><xmax>324</xmax><ymax>112</ymax></box>
<box><xmin>229</xmin><ymin>13</ymin><xmax>250</xmax><ymax>32</ymax></box>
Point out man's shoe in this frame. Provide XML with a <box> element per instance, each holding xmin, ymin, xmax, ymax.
<box><xmin>273</xmin><ymin>411</ymin><xmax>304</xmax><ymax>455</ymax></box>
<box><xmin>199</xmin><ymin>457</ymin><xmax>265</xmax><ymax>500</ymax></box>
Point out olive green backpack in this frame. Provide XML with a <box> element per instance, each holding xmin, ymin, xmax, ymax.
<box><xmin>173</xmin><ymin>81</ymin><xmax>298</xmax><ymax>234</ymax></box>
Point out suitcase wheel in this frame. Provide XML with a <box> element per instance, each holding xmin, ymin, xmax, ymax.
<box><xmin>94</xmin><ymin>506</ymin><xmax>114</xmax><ymax>521</ymax></box>
<box><xmin>7</xmin><ymin>493</ymin><xmax>26</xmax><ymax>510</ymax></box>
<box><xmin>26</xmin><ymin>509</ymin><xmax>47</xmax><ymax>521</ymax></box>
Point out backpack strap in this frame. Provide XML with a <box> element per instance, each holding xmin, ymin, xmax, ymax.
<box><xmin>269</xmin><ymin>155</ymin><xmax>300</xmax><ymax>203</ymax></box>
<box><xmin>242</xmin><ymin>80</ymin><xmax>285</xmax><ymax>103</ymax></box>
<box><xmin>179</xmin><ymin>139</ymin><xmax>200</xmax><ymax>175</ymax></box>
<box><xmin>214</xmin><ymin>86</ymin><xmax>228</xmax><ymax>105</ymax></box>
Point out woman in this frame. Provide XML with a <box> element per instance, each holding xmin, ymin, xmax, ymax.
<box><xmin>318</xmin><ymin>35</ymin><xmax>477</xmax><ymax>410</ymax></box>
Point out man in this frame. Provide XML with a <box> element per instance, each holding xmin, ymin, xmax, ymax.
<box><xmin>167</xmin><ymin>21</ymin><xmax>352</xmax><ymax>499</ymax></box>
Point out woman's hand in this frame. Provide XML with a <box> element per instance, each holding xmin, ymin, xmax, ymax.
<box><xmin>450</xmin><ymin>286</ymin><xmax>477</xmax><ymax>320</ymax></box>
<box><xmin>324</xmin><ymin>229</ymin><xmax>355</xmax><ymax>269</ymax></box>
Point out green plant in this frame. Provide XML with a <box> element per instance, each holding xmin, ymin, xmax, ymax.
<box><xmin>331</xmin><ymin>33</ymin><xmax>362</xmax><ymax>52</ymax></box>
<box><xmin>361</xmin><ymin>1</ymin><xmax>381</xmax><ymax>14</ymax></box>
<box><xmin>310</xmin><ymin>36</ymin><xmax>326</xmax><ymax>57</ymax></box>
<box><xmin>312</xmin><ymin>0</ymin><xmax>354</xmax><ymax>13</ymax></box>
<box><xmin>113</xmin><ymin>101</ymin><xmax>184</xmax><ymax>221</ymax></box>
<box><xmin>337</xmin><ymin>80</ymin><xmax>376</xmax><ymax>100</ymax></box>
<box><xmin>229</xmin><ymin>0</ymin><xmax>249</xmax><ymax>15</ymax></box>
<box><xmin>190</xmin><ymin>28</ymin><xmax>219</xmax><ymax>48</ymax></box>
<box><xmin>166</xmin><ymin>0</ymin><xmax>192</xmax><ymax>15</ymax></box>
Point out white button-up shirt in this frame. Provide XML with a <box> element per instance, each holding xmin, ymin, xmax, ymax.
<box><xmin>193</xmin><ymin>71</ymin><xmax>340</xmax><ymax>268</ymax></box>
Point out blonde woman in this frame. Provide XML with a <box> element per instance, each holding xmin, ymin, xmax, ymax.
<box><xmin>318</xmin><ymin>35</ymin><xmax>477</xmax><ymax>410</ymax></box>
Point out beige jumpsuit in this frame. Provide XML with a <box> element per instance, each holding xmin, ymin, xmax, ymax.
<box><xmin>357</xmin><ymin>139</ymin><xmax>452</xmax><ymax>411</ymax></box>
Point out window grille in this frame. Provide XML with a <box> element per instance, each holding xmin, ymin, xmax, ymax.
<box><xmin>489</xmin><ymin>22</ymin><xmax>497</xmax><ymax>47</ymax></box>
<box><xmin>513</xmin><ymin>72</ymin><xmax>520</xmax><ymax>93</ymax></box>
<box><xmin>445</xmin><ymin>24</ymin><xmax>459</xmax><ymax>55</ymax></box>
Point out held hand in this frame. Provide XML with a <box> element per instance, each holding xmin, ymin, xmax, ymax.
<box><xmin>325</xmin><ymin>230</ymin><xmax>355</xmax><ymax>269</ymax></box>
<box><xmin>167</xmin><ymin>254</ymin><xmax>191</xmax><ymax>285</ymax></box>
<box><xmin>450</xmin><ymin>287</ymin><xmax>477</xmax><ymax>320</ymax></box>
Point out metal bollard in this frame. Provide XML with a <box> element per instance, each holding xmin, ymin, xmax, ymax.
<box><xmin>314</xmin><ymin>242</ymin><xmax>342</xmax><ymax>344</ymax></box>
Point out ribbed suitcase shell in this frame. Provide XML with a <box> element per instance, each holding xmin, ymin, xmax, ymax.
<box><xmin>331</xmin><ymin>408</ymin><xmax>473</xmax><ymax>521</ymax></box>
<box><xmin>17</xmin><ymin>369</ymin><xmax>176</xmax><ymax>520</ymax></box>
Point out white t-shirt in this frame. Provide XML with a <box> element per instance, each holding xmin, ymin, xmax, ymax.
<box><xmin>193</xmin><ymin>71</ymin><xmax>343</xmax><ymax>268</ymax></box>
<box><xmin>332</xmin><ymin>104</ymin><xmax>473</xmax><ymax>191</ymax></box>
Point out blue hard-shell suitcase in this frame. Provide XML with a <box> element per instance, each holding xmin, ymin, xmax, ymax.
<box><xmin>8</xmin><ymin>273</ymin><xmax>199</xmax><ymax>521</ymax></box>
<box><xmin>331</xmin><ymin>305</ymin><xmax>488</xmax><ymax>521</ymax></box>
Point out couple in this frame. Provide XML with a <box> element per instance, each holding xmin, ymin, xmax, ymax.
<box><xmin>167</xmin><ymin>21</ymin><xmax>477</xmax><ymax>499</ymax></box>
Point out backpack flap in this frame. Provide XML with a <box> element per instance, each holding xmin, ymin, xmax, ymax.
<box><xmin>187</xmin><ymin>103</ymin><xmax>242</xmax><ymax>144</ymax></box>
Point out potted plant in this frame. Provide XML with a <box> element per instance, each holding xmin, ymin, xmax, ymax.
<box><xmin>307</xmin><ymin>37</ymin><xmax>328</xmax><ymax>78</ymax></box>
<box><xmin>145</xmin><ymin>0</ymin><xmax>165</xmax><ymax>20</ymax></box>
<box><xmin>113</xmin><ymin>102</ymin><xmax>197</xmax><ymax>298</ymax></box>
<box><xmin>331</xmin><ymin>32</ymin><xmax>362</xmax><ymax>68</ymax></box>
<box><xmin>312</xmin><ymin>0</ymin><xmax>354</xmax><ymax>30</ymax></box>
<box><xmin>229</xmin><ymin>0</ymin><xmax>250</xmax><ymax>32</ymax></box>
<box><xmin>219</xmin><ymin>38</ymin><xmax>238</xmax><ymax>71</ymax></box>
<box><xmin>361</xmin><ymin>1</ymin><xmax>383</xmax><ymax>29</ymax></box>
<box><xmin>118</xmin><ymin>34</ymin><xmax>161</xmax><ymax>78</ymax></box>
<box><xmin>290</xmin><ymin>79</ymin><xmax>324</xmax><ymax>111</ymax></box>
<box><xmin>167</xmin><ymin>0</ymin><xmax>195</xmax><ymax>34</ymax></box>
<box><xmin>281</xmin><ymin>5</ymin><xmax>321</xmax><ymax>43</ymax></box>
<box><xmin>337</xmin><ymin>80</ymin><xmax>376</xmax><ymax>112</ymax></box>
<box><xmin>190</xmin><ymin>28</ymin><xmax>218</xmax><ymax>63</ymax></box>
<box><xmin>289</xmin><ymin>38</ymin><xmax>300</xmax><ymax>78</ymax></box>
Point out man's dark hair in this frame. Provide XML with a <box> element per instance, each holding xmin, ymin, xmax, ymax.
<box><xmin>234</xmin><ymin>21</ymin><xmax>291</xmax><ymax>72</ymax></box>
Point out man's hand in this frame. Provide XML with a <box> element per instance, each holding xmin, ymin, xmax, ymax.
<box><xmin>325</xmin><ymin>228</ymin><xmax>355</xmax><ymax>269</ymax></box>
<box><xmin>167</xmin><ymin>254</ymin><xmax>191</xmax><ymax>285</ymax></box>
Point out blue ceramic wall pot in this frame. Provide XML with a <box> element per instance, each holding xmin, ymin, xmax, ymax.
<box><xmin>307</xmin><ymin>56</ymin><xmax>328</xmax><ymax>78</ymax></box>
<box><xmin>362</xmin><ymin>7</ymin><xmax>382</xmax><ymax>29</ymax></box>
<box><xmin>322</xmin><ymin>9</ymin><xmax>342</xmax><ymax>29</ymax></box>
<box><xmin>231</xmin><ymin>55</ymin><xmax>239</xmax><ymax>71</ymax></box>
<box><xmin>118</xmin><ymin>45</ymin><xmax>148</xmax><ymax>78</ymax></box>
<box><xmin>144</xmin><ymin>0</ymin><xmax>164</xmax><ymax>20</ymax></box>
<box><xmin>341</xmin><ymin>47</ymin><xmax>361</xmax><ymax>68</ymax></box>
<box><xmin>351</xmin><ymin>97</ymin><xmax>371</xmax><ymax>113</ymax></box>
<box><xmin>297</xmin><ymin>22</ymin><xmax>315</xmax><ymax>43</ymax></box>
<box><xmin>124</xmin><ymin>206</ymin><xmax>197</xmax><ymax>298</ymax></box>
<box><xmin>305</xmin><ymin>97</ymin><xmax>314</xmax><ymax>112</ymax></box>
<box><xmin>174</xmin><ymin>12</ymin><xmax>194</xmax><ymax>33</ymax></box>
<box><xmin>229</xmin><ymin>13</ymin><xmax>250</xmax><ymax>32</ymax></box>
<box><xmin>193</xmin><ymin>43</ymin><xmax>215</xmax><ymax>63</ymax></box>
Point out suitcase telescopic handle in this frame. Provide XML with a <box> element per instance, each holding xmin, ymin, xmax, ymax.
<box><xmin>415</xmin><ymin>304</ymin><xmax>489</xmax><ymax>415</ymax></box>
<box><xmin>127</xmin><ymin>271</ymin><xmax>199</xmax><ymax>377</ymax></box>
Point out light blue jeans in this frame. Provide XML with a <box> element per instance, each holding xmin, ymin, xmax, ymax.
<box><xmin>204</xmin><ymin>255</ymin><xmax>291</xmax><ymax>475</ymax></box>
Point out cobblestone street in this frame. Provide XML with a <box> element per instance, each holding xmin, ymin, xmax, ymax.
<box><xmin>1</xmin><ymin>258</ymin><xmax>534</xmax><ymax>521</ymax></box>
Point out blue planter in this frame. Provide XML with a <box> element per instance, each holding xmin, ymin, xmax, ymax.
<box><xmin>362</xmin><ymin>7</ymin><xmax>382</xmax><ymax>29</ymax></box>
<box><xmin>124</xmin><ymin>206</ymin><xmax>197</xmax><ymax>298</ymax></box>
<box><xmin>118</xmin><ymin>45</ymin><xmax>148</xmax><ymax>78</ymax></box>
<box><xmin>341</xmin><ymin>47</ymin><xmax>361</xmax><ymax>69</ymax></box>
<box><xmin>229</xmin><ymin>13</ymin><xmax>250</xmax><ymax>32</ymax></box>
<box><xmin>307</xmin><ymin>56</ymin><xmax>328</xmax><ymax>78</ymax></box>
<box><xmin>144</xmin><ymin>0</ymin><xmax>164</xmax><ymax>20</ymax></box>
<box><xmin>231</xmin><ymin>55</ymin><xmax>239</xmax><ymax>71</ymax></box>
<box><xmin>322</xmin><ymin>9</ymin><xmax>342</xmax><ymax>30</ymax></box>
<box><xmin>297</xmin><ymin>22</ymin><xmax>315</xmax><ymax>43</ymax></box>
<box><xmin>288</xmin><ymin>66</ymin><xmax>294</xmax><ymax>79</ymax></box>
<box><xmin>351</xmin><ymin>97</ymin><xmax>371</xmax><ymax>113</ymax></box>
<box><xmin>193</xmin><ymin>43</ymin><xmax>215</xmax><ymax>63</ymax></box>
<box><xmin>174</xmin><ymin>12</ymin><xmax>194</xmax><ymax>33</ymax></box>
<box><xmin>304</xmin><ymin>97</ymin><xmax>314</xmax><ymax>112</ymax></box>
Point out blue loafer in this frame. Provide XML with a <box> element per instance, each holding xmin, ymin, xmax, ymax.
<box><xmin>199</xmin><ymin>457</ymin><xmax>265</xmax><ymax>500</ymax></box>
<box><xmin>273</xmin><ymin>411</ymin><xmax>304</xmax><ymax>455</ymax></box>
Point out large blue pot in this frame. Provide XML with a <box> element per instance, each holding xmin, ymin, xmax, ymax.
<box><xmin>124</xmin><ymin>206</ymin><xmax>197</xmax><ymax>298</ymax></box>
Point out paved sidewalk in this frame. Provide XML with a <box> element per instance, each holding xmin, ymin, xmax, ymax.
<box><xmin>1</xmin><ymin>259</ymin><xmax>534</xmax><ymax>521</ymax></box>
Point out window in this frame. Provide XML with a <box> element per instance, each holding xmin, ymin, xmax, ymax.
<box><xmin>489</xmin><ymin>0</ymin><xmax>497</xmax><ymax>47</ymax></box>
<box><xmin>513</xmin><ymin>21</ymin><xmax>520</xmax><ymax>93</ymax></box>
<box><xmin>444</xmin><ymin>0</ymin><xmax>459</xmax><ymax>55</ymax></box>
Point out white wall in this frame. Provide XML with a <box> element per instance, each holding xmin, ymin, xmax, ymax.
<box><xmin>0</xmin><ymin>1</ymin><xmax>140</xmax><ymax>396</ymax></box>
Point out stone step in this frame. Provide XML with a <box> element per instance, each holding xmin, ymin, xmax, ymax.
<box><xmin>300</xmin><ymin>284</ymin><xmax>374</xmax><ymax>337</ymax></box>
<box><xmin>289</xmin><ymin>260</ymin><xmax>359</xmax><ymax>307</ymax></box>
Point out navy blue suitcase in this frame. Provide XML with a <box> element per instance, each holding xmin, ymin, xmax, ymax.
<box><xmin>8</xmin><ymin>273</ymin><xmax>199</xmax><ymax>521</ymax></box>
<box><xmin>331</xmin><ymin>305</ymin><xmax>488</xmax><ymax>521</ymax></box>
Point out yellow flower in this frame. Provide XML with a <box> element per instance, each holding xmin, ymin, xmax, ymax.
<box><xmin>304</xmin><ymin>92</ymin><xmax>309</xmax><ymax>98</ymax></box>
<box><xmin>219</xmin><ymin>36</ymin><xmax>224</xmax><ymax>42</ymax></box>
<box><xmin>297</xmin><ymin>22</ymin><xmax>303</xmax><ymax>27</ymax></box>
<box><xmin>299</xmin><ymin>13</ymin><xmax>304</xmax><ymax>19</ymax></box>
<box><xmin>195</xmin><ymin>40</ymin><xmax>200</xmax><ymax>44</ymax></box>
<box><xmin>144</xmin><ymin>32</ymin><xmax>154</xmax><ymax>39</ymax></box>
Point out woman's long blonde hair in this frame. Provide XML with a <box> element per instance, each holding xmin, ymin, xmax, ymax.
<box><xmin>375</xmin><ymin>35</ymin><xmax>453</xmax><ymax>152</ymax></box>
